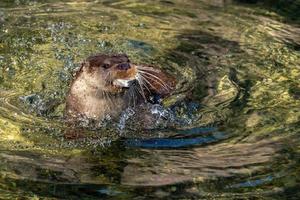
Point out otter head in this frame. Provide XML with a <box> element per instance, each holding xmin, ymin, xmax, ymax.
<box><xmin>79</xmin><ymin>54</ymin><xmax>137</xmax><ymax>93</ymax></box>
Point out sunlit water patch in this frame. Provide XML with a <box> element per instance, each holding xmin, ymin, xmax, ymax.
<box><xmin>0</xmin><ymin>0</ymin><xmax>300</xmax><ymax>199</ymax></box>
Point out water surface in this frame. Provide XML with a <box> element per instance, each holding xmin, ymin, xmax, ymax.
<box><xmin>0</xmin><ymin>0</ymin><xmax>299</xmax><ymax>199</ymax></box>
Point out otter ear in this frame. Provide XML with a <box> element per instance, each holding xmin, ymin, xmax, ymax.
<box><xmin>80</xmin><ymin>61</ymin><xmax>91</xmax><ymax>73</ymax></box>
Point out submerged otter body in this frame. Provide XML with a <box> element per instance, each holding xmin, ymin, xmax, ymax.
<box><xmin>65</xmin><ymin>54</ymin><xmax>175</xmax><ymax>123</ymax></box>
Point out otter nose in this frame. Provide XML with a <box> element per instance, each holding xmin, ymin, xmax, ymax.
<box><xmin>117</xmin><ymin>63</ymin><xmax>131</xmax><ymax>70</ymax></box>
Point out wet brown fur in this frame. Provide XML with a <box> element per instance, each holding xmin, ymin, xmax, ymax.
<box><xmin>65</xmin><ymin>54</ymin><xmax>176</xmax><ymax>125</ymax></box>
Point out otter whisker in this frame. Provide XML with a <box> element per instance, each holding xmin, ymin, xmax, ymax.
<box><xmin>101</xmin><ymin>91</ymin><xmax>109</xmax><ymax>112</ymax></box>
<box><xmin>137</xmin><ymin>87</ymin><xmax>147</xmax><ymax>102</ymax></box>
<box><xmin>104</xmin><ymin>71</ymin><xmax>112</xmax><ymax>85</ymax></box>
<box><xmin>123</xmin><ymin>89</ymin><xmax>130</xmax><ymax>107</ymax></box>
<box><xmin>137</xmin><ymin>66</ymin><xmax>171</xmax><ymax>90</ymax></box>
<box><xmin>128</xmin><ymin>89</ymin><xmax>132</xmax><ymax>107</ymax></box>
<box><xmin>138</xmin><ymin>71</ymin><xmax>170</xmax><ymax>92</ymax></box>
<box><xmin>132</xmin><ymin>86</ymin><xmax>139</xmax><ymax>107</ymax></box>
<box><xmin>131</xmin><ymin>87</ymin><xmax>137</xmax><ymax>107</ymax></box>
<box><xmin>102</xmin><ymin>91</ymin><xmax>113</xmax><ymax>109</ymax></box>
<box><xmin>105</xmin><ymin>91</ymin><xmax>116</xmax><ymax>109</ymax></box>
<box><xmin>137</xmin><ymin>74</ymin><xmax>151</xmax><ymax>94</ymax></box>
<box><xmin>136</xmin><ymin>65</ymin><xmax>161</xmax><ymax>73</ymax></box>
<box><xmin>107</xmin><ymin>93</ymin><xmax>114</xmax><ymax>106</ymax></box>
<box><xmin>95</xmin><ymin>88</ymin><xmax>102</xmax><ymax>98</ymax></box>
<box><xmin>140</xmin><ymin>71</ymin><xmax>170</xmax><ymax>88</ymax></box>
<box><xmin>126</xmin><ymin>81</ymin><xmax>140</xmax><ymax>107</ymax></box>
<box><xmin>137</xmin><ymin>70</ymin><xmax>171</xmax><ymax>90</ymax></box>
<box><xmin>135</xmin><ymin>76</ymin><xmax>147</xmax><ymax>102</ymax></box>
<box><xmin>138</xmin><ymin>73</ymin><xmax>159</xmax><ymax>92</ymax></box>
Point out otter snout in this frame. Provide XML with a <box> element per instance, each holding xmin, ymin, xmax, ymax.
<box><xmin>112</xmin><ymin>62</ymin><xmax>137</xmax><ymax>88</ymax></box>
<box><xmin>117</xmin><ymin>63</ymin><xmax>131</xmax><ymax>70</ymax></box>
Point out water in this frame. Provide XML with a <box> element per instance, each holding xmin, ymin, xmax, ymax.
<box><xmin>0</xmin><ymin>0</ymin><xmax>299</xmax><ymax>199</ymax></box>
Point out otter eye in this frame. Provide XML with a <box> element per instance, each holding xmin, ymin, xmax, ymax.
<box><xmin>102</xmin><ymin>64</ymin><xmax>110</xmax><ymax>69</ymax></box>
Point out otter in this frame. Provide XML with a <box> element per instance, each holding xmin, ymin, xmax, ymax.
<box><xmin>65</xmin><ymin>54</ymin><xmax>176</xmax><ymax>124</ymax></box>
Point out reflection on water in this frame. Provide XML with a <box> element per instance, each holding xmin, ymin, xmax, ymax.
<box><xmin>125</xmin><ymin>127</ymin><xmax>227</xmax><ymax>148</ymax></box>
<box><xmin>122</xmin><ymin>140</ymin><xmax>279</xmax><ymax>186</ymax></box>
<box><xmin>0</xmin><ymin>0</ymin><xmax>300</xmax><ymax>199</ymax></box>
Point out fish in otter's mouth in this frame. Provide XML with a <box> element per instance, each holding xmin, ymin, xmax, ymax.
<box><xmin>113</xmin><ymin>79</ymin><xmax>136</xmax><ymax>88</ymax></box>
<box><xmin>65</xmin><ymin>53</ymin><xmax>176</xmax><ymax>122</ymax></box>
<box><xmin>113</xmin><ymin>76</ymin><xmax>137</xmax><ymax>88</ymax></box>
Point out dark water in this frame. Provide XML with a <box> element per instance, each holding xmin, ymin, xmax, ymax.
<box><xmin>0</xmin><ymin>0</ymin><xmax>300</xmax><ymax>199</ymax></box>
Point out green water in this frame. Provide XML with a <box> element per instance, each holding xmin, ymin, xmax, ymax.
<box><xmin>0</xmin><ymin>0</ymin><xmax>299</xmax><ymax>199</ymax></box>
